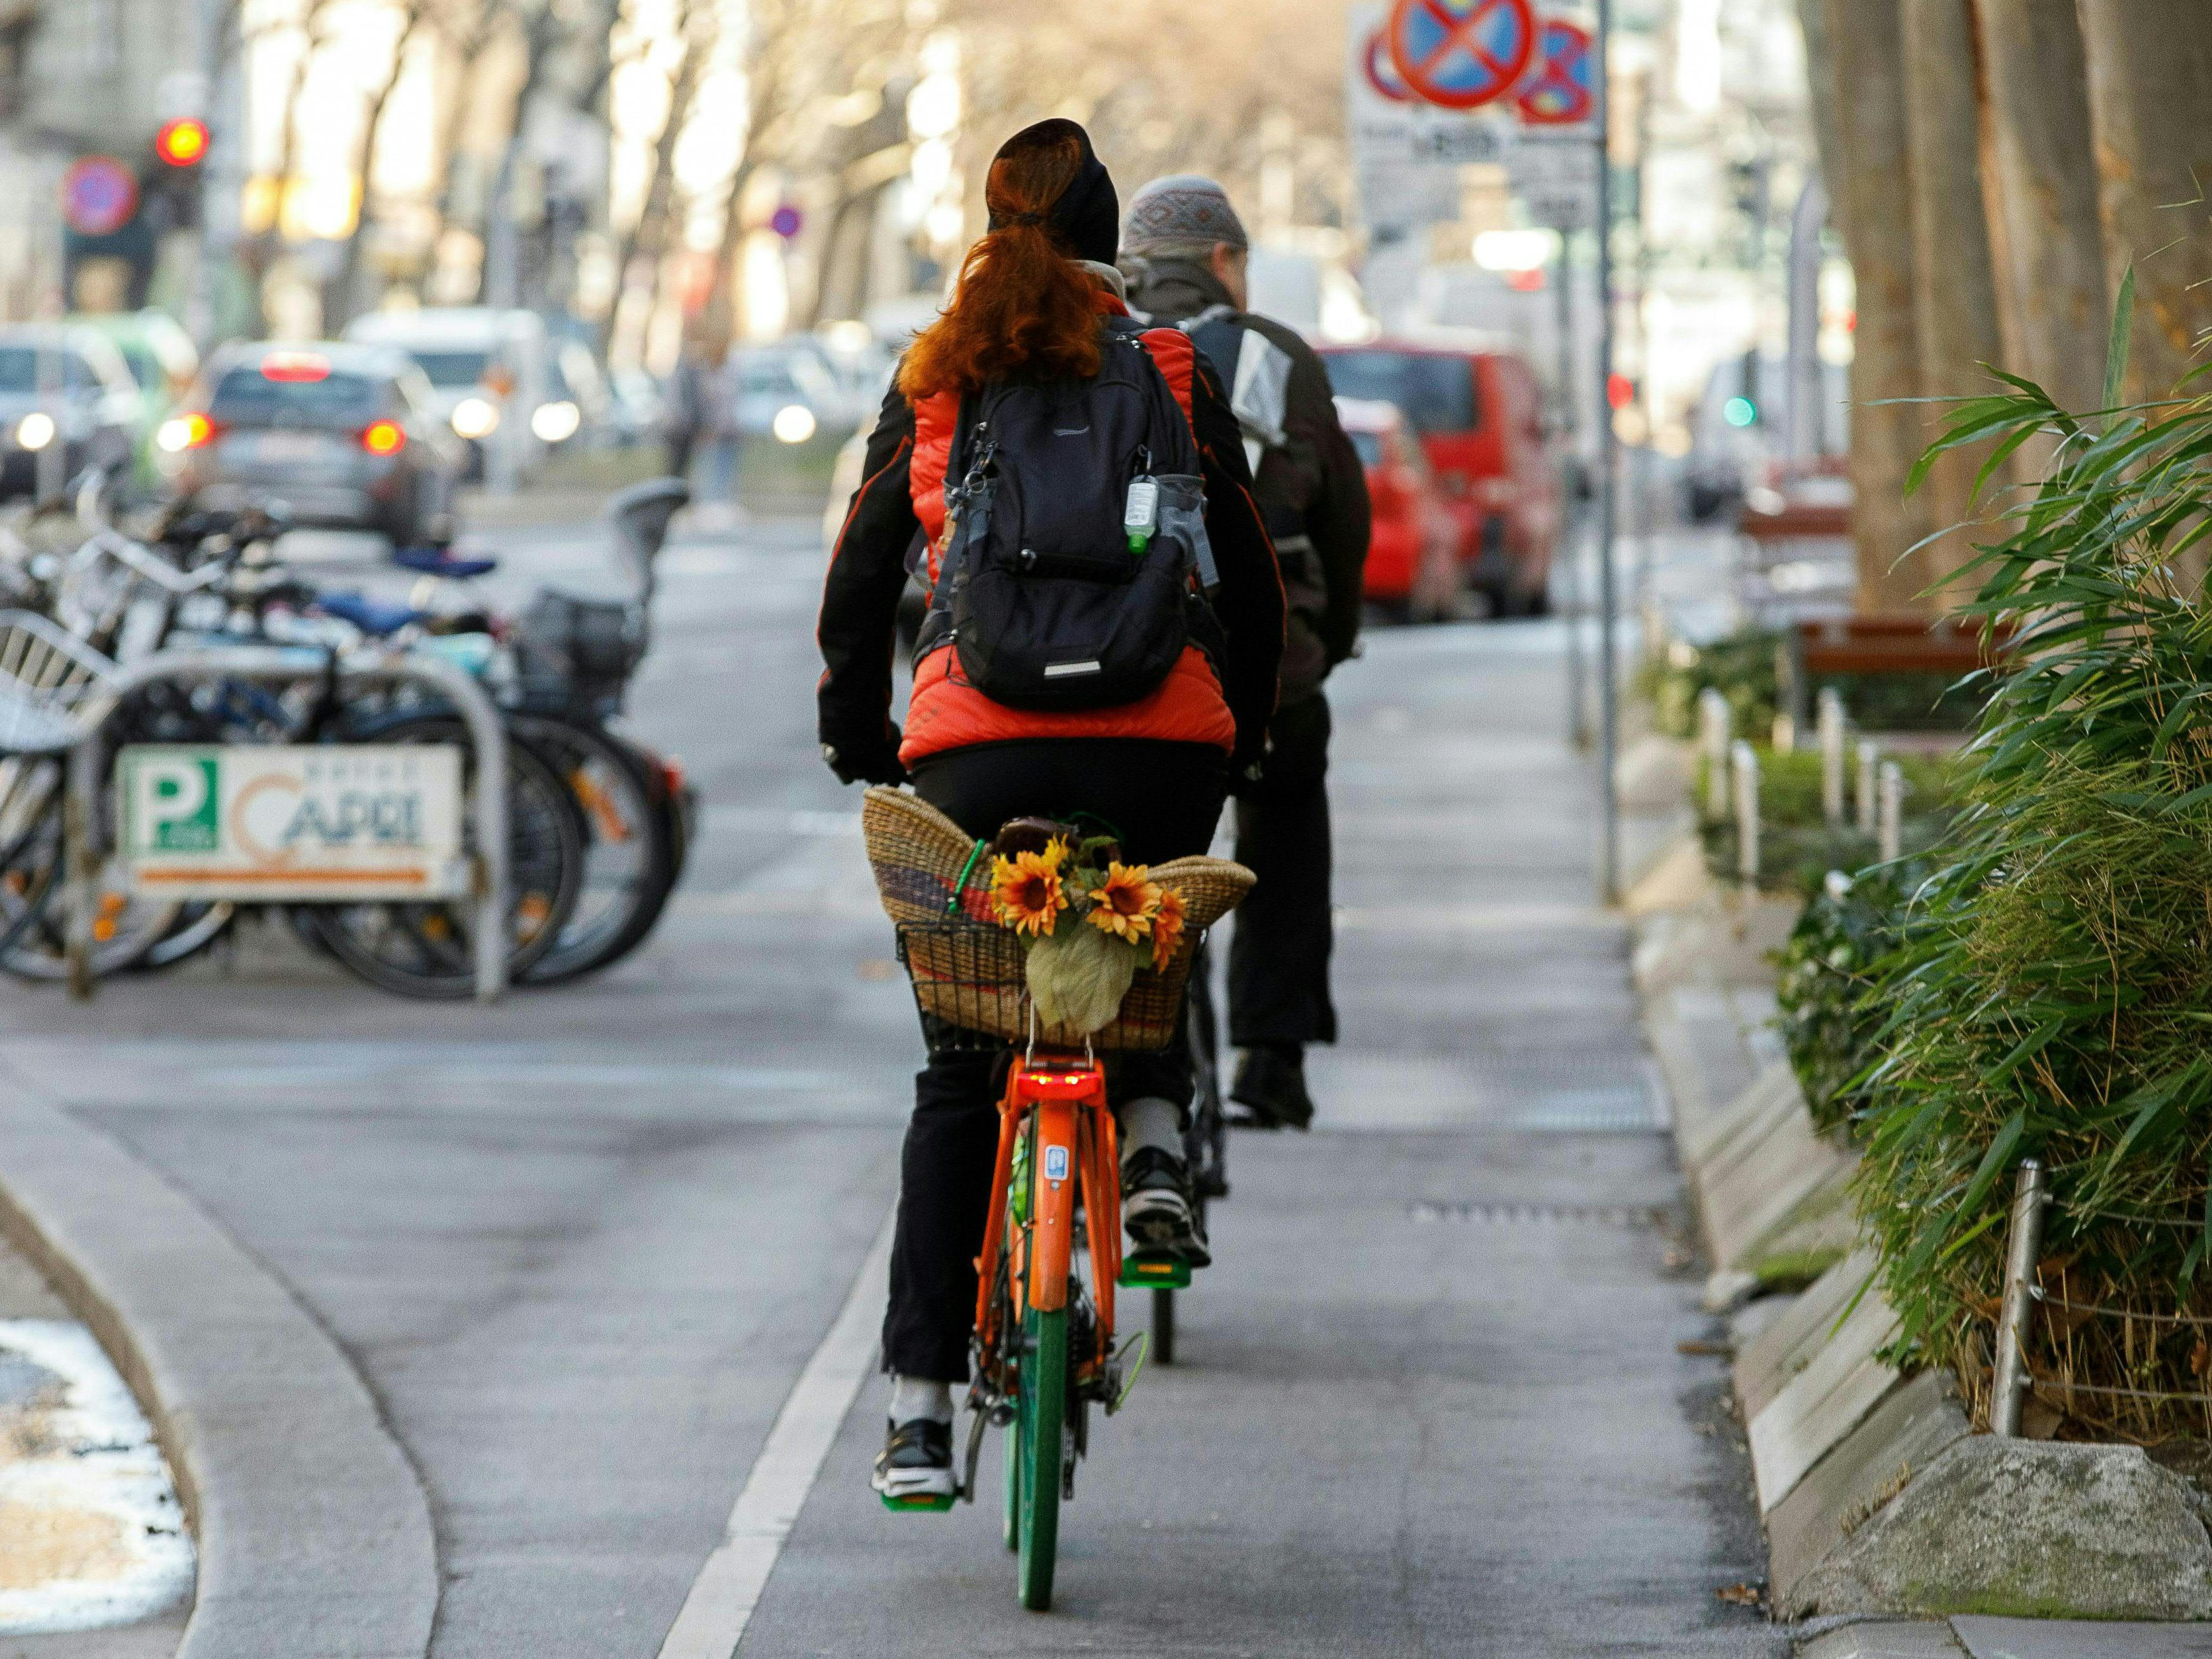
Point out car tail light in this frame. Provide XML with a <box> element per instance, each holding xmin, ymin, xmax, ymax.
<box><xmin>158</xmin><ymin>411</ymin><xmax>221</xmax><ymax>453</ymax></box>
<box><xmin>360</xmin><ymin>419</ymin><xmax>406</xmax><ymax>457</ymax></box>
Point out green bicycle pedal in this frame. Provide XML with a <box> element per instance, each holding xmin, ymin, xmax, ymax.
<box><xmin>1118</xmin><ymin>1251</ymin><xmax>1191</xmax><ymax>1289</ymax></box>
<box><xmin>880</xmin><ymin>1490</ymin><xmax>958</xmax><ymax>1513</ymax></box>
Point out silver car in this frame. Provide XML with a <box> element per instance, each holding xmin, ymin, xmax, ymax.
<box><xmin>165</xmin><ymin>342</ymin><xmax>465</xmax><ymax>545</ymax></box>
<box><xmin>0</xmin><ymin>325</ymin><xmax>141</xmax><ymax>498</ymax></box>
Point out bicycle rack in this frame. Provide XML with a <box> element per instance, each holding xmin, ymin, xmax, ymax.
<box><xmin>60</xmin><ymin>645</ymin><xmax>511</xmax><ymax>1003</ymax></box>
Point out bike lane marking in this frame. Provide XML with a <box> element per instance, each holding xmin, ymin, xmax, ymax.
<box><xmin>655</xmin><ymin>1209</ymin><xmax>897</xmax><ymax>1659</ymax></box>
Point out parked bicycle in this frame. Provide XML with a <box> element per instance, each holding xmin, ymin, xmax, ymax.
<box><xmin>0</xmin><ymin>473</ymin><xmax>696</xmax><ymax>998</ymax></box>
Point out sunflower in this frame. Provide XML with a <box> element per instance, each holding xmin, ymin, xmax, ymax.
<box><xmin>1087</xmin><ymin>861</ymin><xmax>1162</xmax><ymax>942</ymax></box>
<box><xmin>1150</xmin><ymin>885</ymin><xmax>1187</xmax><ymax>970</ymax></box>
<box><xmin>990</xmin><ymin>839</ymin><xmax>1068</xmax><ymax>936</ymax></box>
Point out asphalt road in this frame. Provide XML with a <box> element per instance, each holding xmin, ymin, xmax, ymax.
<box><xmin>0</xmin><ymin>512</ymin><xmax>1783</xmax><ymax>1656</ymax></box>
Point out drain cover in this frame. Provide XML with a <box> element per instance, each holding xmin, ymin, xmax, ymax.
<box><xmin>1408</xmin><ymin>1200</ymin><xmax>1669</xmax><ymax>1228</ymax></box>
<box><xmin>1508</xmin><ymin>1084</ymin><xmax>1665</xmax><ymax>1132</ymax></box>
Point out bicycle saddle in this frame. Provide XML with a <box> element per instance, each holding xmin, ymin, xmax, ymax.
<box><xmin>391</xmin><ymin>546</ymin><xmax>499</xmax><ymax>579</ymax></box>
<box><xmin>315</xmin><ymin>591</ymin><xmax>425</xmax><ymax>637</ymax></box>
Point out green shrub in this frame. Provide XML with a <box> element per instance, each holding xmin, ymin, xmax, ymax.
<box><xmin>1855</xmin><ymin>302</ymin><xmax>2212</xmax><ymax>1439</ymax></box>
<box><xmin>1774</xmin><ymin>867</ymin><xmax>1918</xmax><ymax>1135</ymax></box>
<box><xmin>1641</xmin><ymin>628</ymin><xmax>1781</xmax><ymax>741</ymax></box>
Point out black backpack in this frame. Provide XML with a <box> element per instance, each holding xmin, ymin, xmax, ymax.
<box><xmin>915</xmin><ymin>327</ymin><xmax>1221</xmax><ymax>711</ymax></box>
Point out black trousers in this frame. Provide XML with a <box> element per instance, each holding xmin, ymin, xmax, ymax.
<box><xmin>1228</xmin><ymin>692</ymin><xmax>1337</xmax><ymax>1048</ymax></box>
<box><xmin>884</xmin><ymin>739</ymin><xmax>1229</xmax><ymax>1381</ymax></box>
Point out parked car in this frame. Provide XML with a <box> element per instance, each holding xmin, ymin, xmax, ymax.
<box><xmin>1320</xmin><ymin>336</ymin><xmax>1561</xmax><ymax>615</ymax></box>
<box><xmin>71</xmin><ymin>309</ymin><xmax>199</xmax><ymax>484</ymax></box>
<box><xmin>161</xmin><ymin>342</ymin><xmax>464</xmax><ymax>545</ymax></box>
<box><xmin>1337</xmin><ymin>396</ymin><xmax>1462</xmax><ymax>621</ymax></box>
<box><xmin>344</xmin><ymin>308</ymin><xmax>558</xmax><ymax>480</ymax></box>
<box><xmin>0</xmin><ymin>325</ymin><xmax>142</xmax><ymax>499</ymax></box>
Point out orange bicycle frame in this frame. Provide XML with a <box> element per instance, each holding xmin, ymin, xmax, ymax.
<box><xmin>972</xmin><ymin>1054</ymin><xmax>1121</xmax><ymax>1378</ymax></box>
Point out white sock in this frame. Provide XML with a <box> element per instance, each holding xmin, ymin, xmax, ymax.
<box><xmin>889</xmin><ymin>1374</ymin><xmax>954</xmax><ymax>1426</ymax></box>
<box><xmin>1118</xmin><ymin>1095</ymin><xmax>1182</xmax><ymax>1163</ymax></box>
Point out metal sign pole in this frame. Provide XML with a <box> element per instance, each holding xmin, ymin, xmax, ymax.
<box><xmin>1594</xmin><ymin>0</ymin><xmax>1620</xmax><ymax>903</ymax></box>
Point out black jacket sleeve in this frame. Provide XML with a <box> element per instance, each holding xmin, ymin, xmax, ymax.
<box><xmin>1291</xmin><ymin>351</ymin><xmax>1373</xmax><ymax>667</ymax></box>
<box><xmin>815</xmin><ymin>380</ymin><xmax>919</xmax><ymax>783</ymax></box>
<box><xmin>1188</xmin><ymin>356</ymin><xmax>1286</xmax><ymax>773</ymax></box>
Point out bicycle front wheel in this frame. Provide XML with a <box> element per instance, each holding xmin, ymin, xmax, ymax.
<box><xmin>1015</xmin><ymin>1303</ymin><xmax>1066</xmax><ymax>1611</ymax></box>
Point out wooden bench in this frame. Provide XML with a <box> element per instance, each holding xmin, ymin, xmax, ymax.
<box><xmin>1784</xmin><ymin>615</ymin><xmax>2010</xmax><ymax>729</ymax></box>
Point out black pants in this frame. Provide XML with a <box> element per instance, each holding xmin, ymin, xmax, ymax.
<box><xmin>1228</xmin><ymin>693</ymin><xmax>1337</xmax><ymax>1048</ymax></box>
<box><xmin>885</xmin><ymin>740</ymin><xmax>1229</xmax><ymax>1381</ymax></box>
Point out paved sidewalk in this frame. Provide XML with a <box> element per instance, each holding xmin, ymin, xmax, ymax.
<box><xmin>737</xmin><ymin>621</ymin><xmax>1786</xmax><ymax>1655</ymax></box>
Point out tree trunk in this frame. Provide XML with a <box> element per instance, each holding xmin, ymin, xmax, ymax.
<box><xmin>2073</xmin><ymin>0</ymin><xmax>2212</xmax><ymax>407</ymax></box>
<box><xmin>330</xmin><ymin>4</ymin><xmax>426</xmax><ymax>330</ymax></box>
<box><xmin>1899</xmin><ymin>0</ymin><xmax>2005</xmax><ymax>574</ymax></box>
<box><xmin>1822</xmin><ymin>0</ymin><xmax>1938</xmax><ymax>613</ymax></box>
<box><xmin>1966</xmin><ymin>0</ymin><xmax>2108</xmax><ymax>413</ymax></box>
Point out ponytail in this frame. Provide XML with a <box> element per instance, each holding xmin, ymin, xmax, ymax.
<box><xmin>899</xmin><ymin>135</ymin><xmax>1105</xmax><ymax>402</ymax></box>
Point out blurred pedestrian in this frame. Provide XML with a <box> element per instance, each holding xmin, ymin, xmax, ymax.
<box><xmin>1122</xmin><ymin>175</ymin><xmax>1371</xmax><ymax>1131</ymax></box>
<box><xmin>698</xmin><ymin>335</ymin><xmax>746</xmax><ymax>525</ymax></box>
<box><xmin>662</xmin><ymin>334</ymin><xmax>712</xmax><ymax>484</ymax></box>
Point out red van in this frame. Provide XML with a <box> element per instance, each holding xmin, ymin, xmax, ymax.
<box><xmin>1335</xmin><ymin>397</ymin><xmax>1460</xmax><ymax>621</ymax></box>
<box><xmin>1320</xmin><ymin>337</ymin><xmax>1561</xmax><ymax>615</ymax></box>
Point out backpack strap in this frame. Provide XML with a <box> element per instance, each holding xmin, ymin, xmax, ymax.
<box><xmin>1181</xmin><ymin>310</ymin><xmax>1293</xmax><ymax>475</ymax></box>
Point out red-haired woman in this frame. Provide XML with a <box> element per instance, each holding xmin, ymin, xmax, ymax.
<box><xmin>818</xmin><ymin>119</ymin><xmax>1283</xmax><ymax>1501</ymax></box>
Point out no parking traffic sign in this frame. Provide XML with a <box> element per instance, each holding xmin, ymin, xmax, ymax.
<box><xmin>61</xmin><ymin>156</ymin><xmax>139</xmax><ymax>239</ymax></box>
<box><xmin>1363</xmin><ymin>27</ymin><xmax>1415</xmax><ymax>102</ymax></box>
<box><xmin>1516</xmin><ymin>18</ymin><xmax>1594</xmax><ymax>126</ymax></box>
<box><xmin>1385</xmin><ymin>0</ymin><xmax>1539</xmax><ymax>111</ymax></box>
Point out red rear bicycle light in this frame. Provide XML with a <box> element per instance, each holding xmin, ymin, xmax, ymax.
<box><xmin>360</xmin><ymin>419</ymin><xmax>405</xmax><ymax>456</ymax></box>
<box><xmin>261</xmin><ymin>352</ymin><xmax>330</xmax><ymax>383</ymax></box>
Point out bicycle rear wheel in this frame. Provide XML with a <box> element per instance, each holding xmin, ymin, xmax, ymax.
<box><xmin>1014</xmin><ymin>1302</ymin><xmax>1066</xmax><ymax>1611</ymax></box>
<box><xmin>299</xmin><ymin>714</ymin><xmax>584</xmax><ymax>998</ymax></box>
<box><xmin>510</xmin><ymin>713</ymin><xmax>679</xmax><ymax>984</ymax></box>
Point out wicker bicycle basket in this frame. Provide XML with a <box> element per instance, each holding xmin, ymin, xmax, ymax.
<box><xmin>861</xmin><ymin>785</ymin><xmax>1254</xmax><ymax>1052</ymax></box>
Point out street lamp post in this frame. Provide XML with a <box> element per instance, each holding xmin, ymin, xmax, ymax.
<box><xmin>1594</xmin><ymin>0</ymin><xmax>1620</xmax><ymax>903</ymax></box>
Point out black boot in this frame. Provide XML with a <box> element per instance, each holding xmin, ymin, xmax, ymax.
<box><xmin>1228</xmin><ymin>1045</ymin><xmax>1315</xmax><ymax>1131</ymax></box>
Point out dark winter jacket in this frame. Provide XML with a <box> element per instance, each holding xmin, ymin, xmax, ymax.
<box><xmin>1124</xmin><ymin>258</ymin><xmax>1370</xmax><ymax>703</ymax></box>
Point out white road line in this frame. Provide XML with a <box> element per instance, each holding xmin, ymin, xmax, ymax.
<box><xmin>655</xmin><ymin>1210</ymin><xmax>896</xmax><ymax>1659</ymax></box>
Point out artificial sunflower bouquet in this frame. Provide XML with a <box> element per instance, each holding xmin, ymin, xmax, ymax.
<box><xmin>986</xmin><ymin>820</ymin><xmax>1189</xmax><ymax>1034</ymax></box>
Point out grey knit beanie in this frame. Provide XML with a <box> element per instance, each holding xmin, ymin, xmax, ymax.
<box><xmin>1122</xmin><ymin>175</ymin><xmax>1249</xmax><ymax>258</ymax></box>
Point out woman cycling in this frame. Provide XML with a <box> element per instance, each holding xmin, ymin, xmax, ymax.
<box><xmin>817</xmin><ymin>118</ymin><xmax>1284</xmax><ymax>1503</ymax></box>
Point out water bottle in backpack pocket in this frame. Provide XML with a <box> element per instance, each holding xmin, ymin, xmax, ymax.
<box><xmin>918</xmin><ymin>335</ymin><xmax>1221</xmax><ymax>712</ymax></box>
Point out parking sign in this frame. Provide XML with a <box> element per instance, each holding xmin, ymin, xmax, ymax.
<box><xmin>119</xmin><ymin>745</ymin><xmax>468</xmax><ymax>901</ymax></box>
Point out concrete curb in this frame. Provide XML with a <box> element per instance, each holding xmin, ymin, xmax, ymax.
<box><xmin>0</xmin><ymin>1066</ymin><xmax>437</xmax><ymax>1658</ymax></box>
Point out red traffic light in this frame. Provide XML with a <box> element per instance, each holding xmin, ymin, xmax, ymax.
<box><xmin>1606</xmin><ymin>372</ymin><xmax>1636</xmax><ymax>411</ymax></box>
<box><xmin>155</xmin><ymin>118</ymin><xmax>210</xmax><ymax>168</ymax></box>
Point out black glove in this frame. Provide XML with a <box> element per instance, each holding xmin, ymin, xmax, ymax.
<box><xmin>821</xmin><ymin>728</ymin><xmax>908</xmax><ymax>787</ymax></box>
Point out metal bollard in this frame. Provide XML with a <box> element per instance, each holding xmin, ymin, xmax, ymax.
<box><xmin>1817</xmin><ymin>686</ymin><xmax>1846</xmax><ymax>824</ymax></box>
<box><xmin>1698</xmin><ymin>686</ymin><xmax>1730</xmax><ymax>819</ymax></box>
<box><xmin>1856</xmin><ymin>738</ymin><xmax>1880</xmax><ymax>834</ymax></box>
<box><xmin>1991</xmin><ymin>1159</ymin><xmax>2050</xmax><ymax>1437</ymax></box>
<box><xmin>1730</xmin><ymin>738</ymin><xmax>1760</xmax><ymax>887</ymax></box>
<box><xmin>1878</xmin><ymin>759</ymin><xmax>1904</xmax><ymax>862</ymax></box>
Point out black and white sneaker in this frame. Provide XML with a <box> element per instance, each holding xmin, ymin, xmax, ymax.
<box><xmin>1122</xmin><ymin>1146</ymin><xmax>1211</xmax><ymax>1268</ymax></box>
<box><xmin>871</xmin><ymin>1418</ymin><xmax>956</xmax><ymax>1506</ymax></box>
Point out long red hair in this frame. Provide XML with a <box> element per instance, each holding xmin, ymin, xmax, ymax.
<box><xmin>899</xmin><ymin>128</ymin><xmax>1104</xmax><ymax>402</ymax></box>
